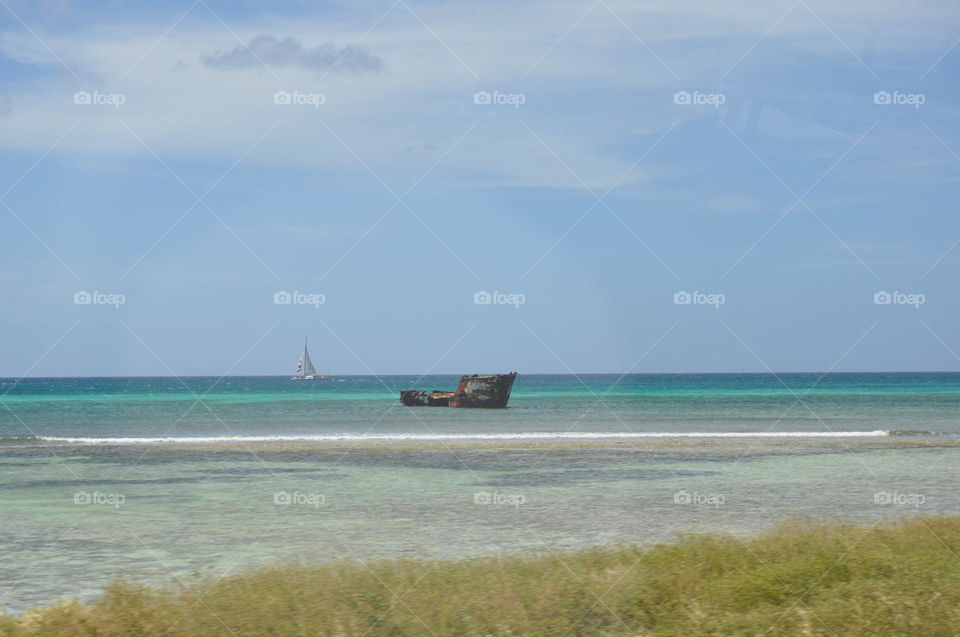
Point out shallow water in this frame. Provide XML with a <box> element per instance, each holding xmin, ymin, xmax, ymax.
<box><xmin>1</xmin><ymin>373</ymin><xmax>959</xmax><ymax>613</ymax></box>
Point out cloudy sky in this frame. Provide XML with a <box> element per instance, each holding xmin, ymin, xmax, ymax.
<box><xmin>0</xmin><ymin>0</ymin><xmax>958</xmax><ymax>375</ymax></box>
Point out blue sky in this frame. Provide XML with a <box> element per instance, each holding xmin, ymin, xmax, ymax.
<box><xmin>0</xmin><ymin>0</ymin><xmax>958</xmax><ymax>375</ymax></box>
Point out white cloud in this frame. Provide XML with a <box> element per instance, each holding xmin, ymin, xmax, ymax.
<box><xmin>0</xmin><ymin>0</ymin><xmax>954</xmax><ymax>190</ymax></box>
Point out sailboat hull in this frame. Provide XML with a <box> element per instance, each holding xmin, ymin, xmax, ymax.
<box><xmin>290</xmin><ymin>375</ymin><xmax>331</xmax><ymax>380</ymax></box>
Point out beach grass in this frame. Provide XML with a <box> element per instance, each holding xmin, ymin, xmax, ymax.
<box><xmin>4</xmin><ymin>516</ymin><xmax>960</xmax><ymax>636</ymax></box>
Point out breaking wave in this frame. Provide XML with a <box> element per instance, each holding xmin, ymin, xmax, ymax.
<box><xmin>10</xmin><ymin>430</ymin><xmax>896</xmax><ymax>445</ymax></box>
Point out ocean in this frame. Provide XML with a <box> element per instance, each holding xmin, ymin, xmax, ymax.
<box><xmin>1</xmin><ymin>373</ymin><xmax>959</xmax><ymax>612</ymax></box>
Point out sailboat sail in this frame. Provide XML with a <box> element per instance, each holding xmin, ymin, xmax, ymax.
<box><xmin>291</xmin><ymin>337</ymin><xmax>328</xmax><ymax>380</ymax></box>
<box><xmin>302</xmin><ymin>340</ymin><xmax>318</xmax><ymax>377</ymax></box>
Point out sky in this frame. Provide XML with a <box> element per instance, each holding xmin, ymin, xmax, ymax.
<box><xmin>0</xmin><ymin>0</ymin><xmax>958</xmax><ymax>376</ymax></box>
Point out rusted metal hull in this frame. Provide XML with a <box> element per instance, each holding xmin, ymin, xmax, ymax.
<box><xmin>400</xmin><ymin>373</ymin><xmax>517</xmax><ymax>408</ymax></box>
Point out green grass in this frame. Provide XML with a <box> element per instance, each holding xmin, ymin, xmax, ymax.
<box><xmin>5</xmin><ymin>516</ymin><xmax>960</xmax><ymax>636</ymax></box>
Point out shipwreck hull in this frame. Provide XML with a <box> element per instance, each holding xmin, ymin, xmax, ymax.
<box><xmin>400</xmin><ymin>373</ymin><xmax>517</xmax><ymax>408</ymax></box>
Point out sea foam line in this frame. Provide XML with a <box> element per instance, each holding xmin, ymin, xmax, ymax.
<box><xmin>35</xmin><ymin>431</ymin><xmax>891</xmax><ymax>445</ymax></box>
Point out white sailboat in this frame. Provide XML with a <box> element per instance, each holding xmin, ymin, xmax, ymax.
<box><xmin>290</xmin><ymin>337</ymin><xmax>331</xmax><ymax>380</ymax></box>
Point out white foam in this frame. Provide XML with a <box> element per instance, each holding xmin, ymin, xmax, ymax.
<box><xmin>36</xmin><ymin>430</ymin><xmax>891</xmax><ymax>445</ymax></box>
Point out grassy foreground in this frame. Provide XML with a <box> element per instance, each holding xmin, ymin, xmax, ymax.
<box><xmin>4</xmin><ymin>517</ymin><xmax>960</xmax><ymax>636</ymax></box>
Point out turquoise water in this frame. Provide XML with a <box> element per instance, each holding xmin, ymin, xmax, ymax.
<box><xmin>2</xmin><ymin>373</ymin><xmax>960</xmax><ymax>441</ymax></box>
<box><xmin>1</xmin><ymin>373</ymin><xmax>959</xmax><ymax>613</ymax></box>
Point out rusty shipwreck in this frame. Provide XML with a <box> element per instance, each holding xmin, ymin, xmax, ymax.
<box><xmin>400</xmin><ymin>373</ymin><xmax>518</xmax><ymax>408</ymax></box>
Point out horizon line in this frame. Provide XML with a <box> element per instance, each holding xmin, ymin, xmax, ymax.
<box><xmin>2</xmin><ymin>370</ymin><xmax>959</xmax><ymax>380</ymax></box>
